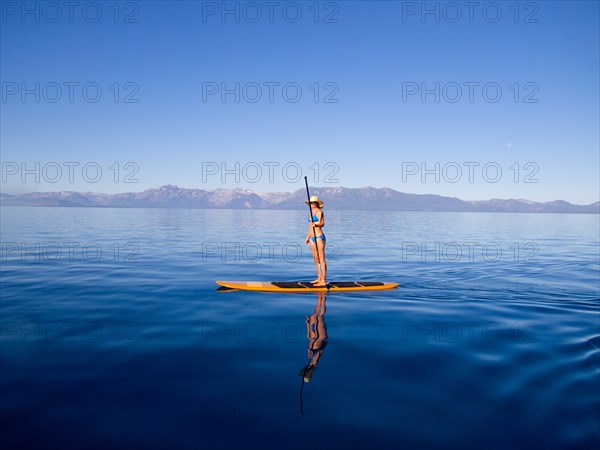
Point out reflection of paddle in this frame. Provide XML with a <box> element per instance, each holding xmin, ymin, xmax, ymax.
<box><xmin>299</xmin><ymin>336</ymin><xmax>319</xmax><ymax>415</ymax></box>
<box><xmin>299</xmin><ymin>329</ymin><xmax>321</xmax><ymax>415</ymax></box>
<box><xmin>299</xmin><ymin>367</ymin><xmax>307</xmax><ymax>415</ymax></box>
<box><xmin>304</xmin><ymin>176</ymin><xmax>325</xmax><ymax>284</ymax></box>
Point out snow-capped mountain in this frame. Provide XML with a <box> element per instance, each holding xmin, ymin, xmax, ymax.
<box><xmin>1</xmin><ymin>185</ymin><xmax>598</xmax><ymax>213</ymax></box>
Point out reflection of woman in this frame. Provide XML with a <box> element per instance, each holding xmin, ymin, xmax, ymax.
<box><xmin>304</xmin><ymin>196</ymin><xmax>327</xmax><ymax>286</ymax></box>
<box><xmin>299</xmin><ymin>292</ymin><xmax>328</xmax><ymax>382</ymax></box>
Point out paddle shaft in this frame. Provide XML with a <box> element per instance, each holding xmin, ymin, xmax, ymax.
<box><xmin>304</xmin><ymin>176</ymin><xmax>324</xmax><ymax>279</ymax></box>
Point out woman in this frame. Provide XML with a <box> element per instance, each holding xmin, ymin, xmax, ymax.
<box><xmin>304</xmin><ymin>195</ymin><xmax>327</xmax><ymax>286</ymax></box>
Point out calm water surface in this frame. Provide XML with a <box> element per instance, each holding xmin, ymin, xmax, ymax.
<box><xmin>1</xmin><ymin>207</ymin><xmax>599</xmax><ymax>449</ymax></box>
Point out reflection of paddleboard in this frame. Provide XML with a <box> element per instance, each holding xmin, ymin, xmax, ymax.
<box><xmin>216</xmin><ymin>286</ymin><xmax>239</xmax><ymax>292</ymax></box>
<box><xmin>215</xmin><ymin>281</ymin><xmax>398</xmax><ymax>293</ymax></box>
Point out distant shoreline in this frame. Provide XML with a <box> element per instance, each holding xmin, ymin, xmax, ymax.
<box><xmin>1</xmin><ymin>205</ymin><xmax>599</xmax><ymax>215</ymax></box>
<box><xmin>1</xmin><ymin>185</ymin><xmax>598</xmax><ymax>214</ymax></box>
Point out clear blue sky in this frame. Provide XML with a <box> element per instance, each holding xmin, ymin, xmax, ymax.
<box><xmin>1</xmin><ymin>1</ymin><xmax>598</xmax><ymax>204</ymax></box>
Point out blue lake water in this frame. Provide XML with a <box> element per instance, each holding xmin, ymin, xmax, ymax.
<box><xmin>1</xmin><ymin>207</ymin><xmax>599</xmax><ymax>450</ymax></box>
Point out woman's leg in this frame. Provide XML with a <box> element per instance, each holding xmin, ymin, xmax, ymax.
<box><xmin>310</xmin><ymin>243</ymin><xmax>321</xmax><ymax>283</ymax></box>
<box><xmin>316</xmin><ymin>239</ymin><xmax>327</xmax><ymax>284</ymax></box>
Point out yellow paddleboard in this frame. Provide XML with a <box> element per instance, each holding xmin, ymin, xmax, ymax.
<box><xmin>216</xmin><ymin>280</ymin><xmax>398</xmax><ymax>293</ymax></box>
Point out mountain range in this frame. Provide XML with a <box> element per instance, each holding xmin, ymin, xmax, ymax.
<box><xmin>0</xmin><ymin>185</ymin><xmax>598</xmax><ymax>213</ymax></box>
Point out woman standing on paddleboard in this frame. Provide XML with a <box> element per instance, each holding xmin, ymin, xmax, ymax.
<box><xmin>304</xmin><ymin>196</ymin><xmax>327</xmax><ymax>286</ymax></box>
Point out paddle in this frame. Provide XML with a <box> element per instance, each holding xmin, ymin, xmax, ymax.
<box><xmin>304</xmin><ymin>176</ymin><xmax>325</xmax><ymax>285</ymax></box>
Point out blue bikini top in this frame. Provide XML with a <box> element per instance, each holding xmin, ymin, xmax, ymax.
<box><xmin>308</xmin><ymin>213</ymin><xmax>319</xmax><ymax>222</ymax></box>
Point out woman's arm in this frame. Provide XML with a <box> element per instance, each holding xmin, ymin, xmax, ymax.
<box><xmin>312</xmin><ymin>211</ymin><xmax>325</xmax><ymax>228</ymax></box>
